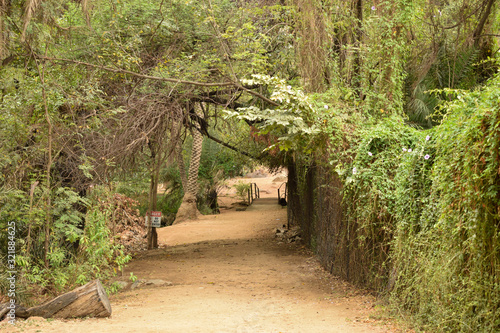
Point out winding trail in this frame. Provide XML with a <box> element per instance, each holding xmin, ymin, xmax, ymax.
<box><xmin>7</xmin><ymin>191</ymin><xmax>397</xmax><ymax>333</ymax></box>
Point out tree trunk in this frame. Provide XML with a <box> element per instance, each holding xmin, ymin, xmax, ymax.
<box><xmin>473</xmin><ymin>0</ymin><xmax>496</xmax><ymax>46</ymax></box>
<box><xmin>146</xmin><ymin>168</ymin><xmax>159</xmax><ymax>250</ymax></box>
<box><xmin>174</xmin><ymin>127</ymin><xmax>203</xmax><ymax>224</ymax></box>
<box><xmin>146</xmin><ymin>117</ymin><xmax>176</xmax><ymax>249</ymax></box>
<box><xmin>1</xmin><ymin>280</ymin><xmax>111</xmax><ymax>320</ymax></box>
<box><xmin>169</xmin><ymin>120</ymin><xmax>188</xmax><ymax>192</ymax></box>
<box><xmin>176</xmin><ymin>142</ymin><xmax>188</xmax><ymax>193</ymax></box>
<box><xmin>147</xmin><ymin>140</ymin><xmax>162</xmax><ymax>250</ymax></box>
<box><xmin>186</xmin><ymin>128</ymin><xmax>203</xmax><ymax>197</ymax></box>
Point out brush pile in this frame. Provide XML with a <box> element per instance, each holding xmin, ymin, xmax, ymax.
<box><xmin>275</xmin><ymin>225</ymin><xmax>302</xmax><ymax>243</ymax></box>
<box><xmin>107</xmin><ymin>193</ymin><xmax>147</xmax><ymax>253</ymax></box>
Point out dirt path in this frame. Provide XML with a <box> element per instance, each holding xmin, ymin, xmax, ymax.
<box><xmin>5</xmin><ymin>174</ymin><xmax>399</xmax><ymax>333</ymax></box>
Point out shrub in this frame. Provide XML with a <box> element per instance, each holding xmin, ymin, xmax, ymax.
<box><xmin>391</xmin><ymin>74</ymin><xmax>500</xmax><ymax>332</ymax></box>
<box><xmin>233</xmin><ymin>181</ymin><xmax>251</xmax><ymax>203</ymax></box>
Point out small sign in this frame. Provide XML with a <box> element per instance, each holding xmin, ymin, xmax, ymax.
<box><xmin>146</xmin><ymin>211</ymin><xmax>162</xmax><ymax>228</ymax></box>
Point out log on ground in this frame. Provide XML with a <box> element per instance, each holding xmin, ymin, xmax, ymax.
<box><xmin>1</xmin><ymin>280</ymin><xmax>111</xmax><ymax>320</ymax></box>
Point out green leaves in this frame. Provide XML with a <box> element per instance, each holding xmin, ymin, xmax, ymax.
<box><xmin>390</xmin><ymin>73</ymin><xmax>500</xmax><ymax>332</ymax></box>
<box><xmin>53</xmin><ymin>187</ymin><xmax>90</xmax><ymax>243</ymax></box>
<box><xmin>331</xmin><ymin>73</ymin><xmax>500</xmax><ymax>331</ymax></box>
<box><xmin>225</xmin><ymin>75</ymin><xmax>320</xmax><ymax>153</ymax></box>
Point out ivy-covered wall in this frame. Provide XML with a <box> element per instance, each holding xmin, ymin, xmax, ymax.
<box><xmin>287</xmin><ymin>74</ymin><xmax>500</xmax><ymax>332</ymax></box>
<box><xmin>287</xmin><ymin>159</ymin><xmax>392</xmax><ymax>292</ymax></box>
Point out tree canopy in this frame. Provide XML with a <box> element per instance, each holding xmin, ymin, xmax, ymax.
<box><xmin>1</xmin><ymin>0</ymin><xmax>499</xmax><ymax>330</ymax></box>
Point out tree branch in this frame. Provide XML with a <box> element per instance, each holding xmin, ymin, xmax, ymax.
<box><xmin>39</xmin><ymin>56</ymin><xmax>280</xmax><ymax>107</ymax></box>
<box><xmin>39</xmin><ymin>56</ymin><xmax>236</xmax><ymax>87</ymax></box>
<box><xmin>473</xmin><ymin>0</ymin><xmax>496</xmax><ymax>45</ymax></box>
<box><xmin>235</xmin><ymin>84</ymin><xmax>280</xmax><ymax>107</ymax></box>
<box><xmin>201</xmin><ymin>129</ymin><xmax>260</xmax><ymax>160</ymax></box>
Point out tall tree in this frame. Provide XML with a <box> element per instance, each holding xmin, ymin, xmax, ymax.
<box><xmin>174</xmin><ymin>104</ymin><xmax>204</xmax><ymax>223</ymax></box>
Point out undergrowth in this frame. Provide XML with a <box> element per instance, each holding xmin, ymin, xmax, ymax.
<box><xmin>335</xmin><ymin>75</ymin><xmax>500</xmax><ymax>331</ymax></box>
<box><xmin>0</xmin><ymin>185</ymin><xmax>131</xmax><ymax>302</ymax></box>
<box><xmin>390</xmin><ymin>74</ymin><xmax>500</xmax><ymax>332</ymax></box>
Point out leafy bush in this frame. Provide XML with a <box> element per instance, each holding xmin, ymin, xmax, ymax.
<box><xmin>75</xmin><ymin>188</ymin><xmax>131</xmax><ymax>285</ymax></box>
<box><xmin>0</xmin><ymin>184</ymin><xmax>131</xmax><ymax>299</ymax></box>
<box><xmin>323</xmin><ymin>75</ymin><xmax>500</xmax><ymax>332</ymax></box>
<box><xmin>391</xmin><ymin>74</ymin><xmax>500</xmax><ymax>332</ymax></box>
<box><xmin>233</xmin><ymin>181</ymin><xmax>251</xmax><ymax>203</ymax></box>
<box><xmin>337</xmin><ymin>115</ymin><xmax>421</xmax><ymax>289</ymax></box>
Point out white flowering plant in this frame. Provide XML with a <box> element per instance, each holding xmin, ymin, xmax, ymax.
<box><xmin>224</xmin><ymin>74</ymin><xmax>320</xmax><ymax>154</ymax></box>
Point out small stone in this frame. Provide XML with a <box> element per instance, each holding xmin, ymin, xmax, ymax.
<box><xmin>131</xmin><ymin>280</ymin><xmax>141</xmax><ymax>290</ymax></box>
<box><xmin>114</xmin><ymin>281</ymin><xmax>130</xmax><ymax>290</ymax></box>
<box><xmin>148</xmin><ymin>279</ymin><xmax>173</xmax><ymax>287</ymax></box>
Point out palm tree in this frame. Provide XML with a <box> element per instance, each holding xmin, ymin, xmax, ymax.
<box><xmin>174</xmin><ymin>109</ymin><xmax>204</xmax><ymax>223</ymax></box>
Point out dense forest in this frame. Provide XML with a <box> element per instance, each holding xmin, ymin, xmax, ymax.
<box><xmin>1</xmin><ymin>0</ymin><xmax>499</xmax><ymax>331</ymax></box>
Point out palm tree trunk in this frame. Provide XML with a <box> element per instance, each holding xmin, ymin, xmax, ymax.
<box><xmin>174</xmin><ymin>127</ymin><xmax>203</xmax><ymax>224</ymax></box>
<box><xmin>170</xmin><ymin>120</ymin><xmax>188</xmax><ymax>192</ymax></box>
<box><xmin>186</xmin><ymin>128</ymin><xmax>202</xmax><ymax>197</ymax></box>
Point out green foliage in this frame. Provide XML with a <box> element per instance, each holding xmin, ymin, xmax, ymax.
<box><xmin>393</xmin><ymin>132</ymin><xmax>436</xmax><ymax>230</ymax></box>
<box><xmin>0</xmin><ymin>184</ymin><xmax>130</xmax><ymax>296</ymax></box>
<box><xmin>334</xmin><ymin>73</ymin><xmax>500</xmax><ymax>331</ymax></box>
<box><xmin>357</xmin><ymin>3</ymin><xmax>410</xmax><ymax>116</ymax></box>
<box><xmin>233</xmin><ymin>181</ymin><xmax>251</xmax><ymax>202</ymax></box>
<box><xmin>315</xmin><ymin>71</ymin><xmax>500</xmax><ymax>332</ymax></box>
<box><xmin>52</xmin><ymin>188</ymin><xmax>90</xmax><ymax>244</ymax></box>
<box><xmin>225</xmin><ymin>74</ymin><xmax>320</xmax><ymax>153</ymax></box>
<box><xmin>406</xmin><ymin>46</ymin><xmax>483</xmax><ymax>128</ymax></box>
<box><xmin>336</xmin><ymin>116</ymin><xmax>421</xmax><ymax>289</ymax></box>
<box><xmin>197</xmin><ymin>139</ymin><xmax>250</xmax><ymax>213</ymax></box>
<box><xmin>158</xmin><ymin>167</ymin><xmax>184</xmax><ymax>224</ymax></box>
<box><xmin>402</xmin><ymin>0</ymin><xmax>499</xmax><ymax>128</ymax></box>
<box><xmin>391</xmin><ymin>74</ymin><xmax>500</xmax><ymax>332</ymax></box>
<box><xmin>199</xmin><ymin>139</ymin><xmax>248</xmax><ymax>180</ymax></box>
<box><xmin>77</xmin><ymin>190</ymin><xmax>131</xmax><ymax>285</ymax></box>
<box><xmin>129</xmin><ymin>272</ymin><xmax>138</xmax><ymax>282</ymax></box>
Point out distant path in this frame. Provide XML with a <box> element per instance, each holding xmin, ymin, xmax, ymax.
<box><xmin>6</xmin><ymin>184</ymin><xmax>396</xmax><ymax>333</ymax></box>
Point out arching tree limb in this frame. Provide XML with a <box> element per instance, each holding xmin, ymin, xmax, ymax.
<box><xmin>39</xmin><ymin>56</ymin><xmax>235</xmax><ymax>87</ymax></box>
<box><xmin>39</xmin><ymin>56</ymin><xmax>281</xmax><ymax>107</ymax></box>
<box><xmin>202</xmin><ymin>129</ymin><xmax>260</xmax><ymax>160</ymax></box>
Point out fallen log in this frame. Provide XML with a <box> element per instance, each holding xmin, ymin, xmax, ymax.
<box><xmin>1</xmin><ymin>280</ymin><xmax>111</xmax><ymax>320</ymax></box>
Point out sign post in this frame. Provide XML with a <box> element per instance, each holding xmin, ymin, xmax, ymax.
<box><xmin>146</xmin><ymin>211</ymin><xmax>161</xmax><ymax>249</ymax></box>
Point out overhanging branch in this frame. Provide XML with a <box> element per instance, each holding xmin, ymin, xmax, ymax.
<box><xmin>202</xmin><ymin>129</ymin><xmax>260</xmax><ymax>160</ymax></box>
<box><xmin>235</xmin><ymin>84</ymin><xmax>279</xmax><ymax>107</ymax></box>
<box><xmin>40</xmin><ymin>56</ymin><xmax>281</xmax><ymax>107</ymax></box>
<box><xmin>40</xmin><ymin>56</ymin><xmax>235</xmax><ymax>87</ymax></box>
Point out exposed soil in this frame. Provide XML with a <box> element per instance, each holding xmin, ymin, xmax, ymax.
<box><xmin>2</xmin><ymin>171</ymin><xmax>403</xmax><ymax>333</ymax></box>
